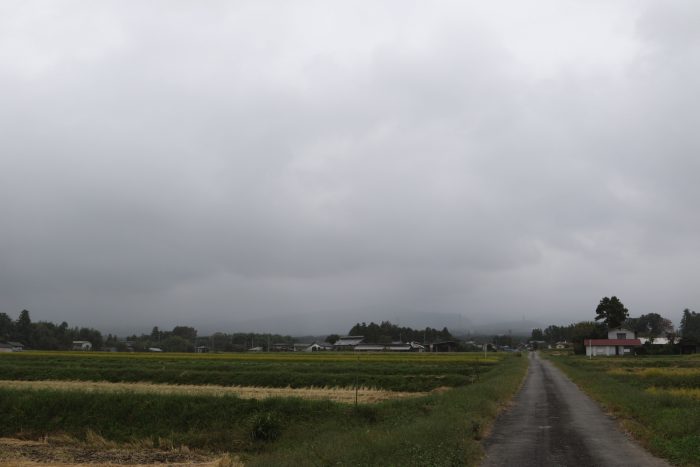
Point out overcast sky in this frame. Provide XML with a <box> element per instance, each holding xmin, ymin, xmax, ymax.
<box><xmin>1</xmin><ymin>1</ymin><xmax>699</xmax><ymax>335</ymax></box>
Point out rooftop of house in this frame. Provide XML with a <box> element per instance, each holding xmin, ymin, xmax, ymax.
<box><xmin>333</xmin><ymin>336</ymin><xmax>364</xmax><ymax>346</ymax></box>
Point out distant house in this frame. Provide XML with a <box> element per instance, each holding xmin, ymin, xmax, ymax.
<box><xmin>333</xmin><ymin>336</ymin><xmax>364</xmax><ymax>351</ymax></box>
<box><xmin>584</xmin><ymin>328</ymin><xmax>641</xmax><ymax>357</ymax></box>
<box><xmin>0</xmin><ymin>343</ymin><xmax>14</xmax><ymax>353</ymax></box>
<box><xmin>302</xmin><ymin>342</ymin><xmax>333</xmax><ymax>352</ymax></box>
<box><xmin>429</xmin><ymin>341</ymin><xmax>458</xmax><ymax>352</ymax></box>
<box><xmin>387</xmin><ymin>341</ymin><xmax>425</xmax><ymax>352</ymax></box>
<box><xmin>554</xmin><ymin>341</ymin><xmax>571</xmax><ymax>350</ymax></box>
<box><xmin>271</xmin><ymin>343</ymin><xmax>294</xmax><ymax>352</ymax></box>
<box><xmin>72</xmin><ymin>340</ymin><xmax>93</xmax><ymax>351</ymax></box>
<box><xmin>195</xmin><ymin>345</ymin><xmax>209</xmax><ymax>353</ymax></box>
<box><xmin>7</xmin><ymin>341</ymin><xmax>24</xmax><ymax>352</ymax></box>
<box><xmin>354</xmin><ymin>344</ymin><xmax>386</xmax><ymax>352</ymax></box>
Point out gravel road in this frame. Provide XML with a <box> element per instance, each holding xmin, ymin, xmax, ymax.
<box><xmin>481</xmin><ymin>351</ymin><xmax>670</xmax><ymax>467</ymax></box>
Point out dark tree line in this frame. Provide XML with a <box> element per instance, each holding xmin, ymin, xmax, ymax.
<box><xmin>0</xmin><ymin>309</ymin><xmax>104</xmax><ymax>350</ymax></box>
<box><xmin>531</xmin><ymin>321</ymin><xmax>607</xmax><ymax>354</ymax></box>
<box><xmin>124</xmin><ymin>327</ymin><xmax>297</xmax><ymax>352</ymax></box>
<box><xmin>0</xmin><ymin>309</ymin><xmax>300</xmax><ymax>353</ymax></box>
<box><xmin>347</xmin><ymin>321</ymin><xmax>453</xmax><ymax>344</ymax></box>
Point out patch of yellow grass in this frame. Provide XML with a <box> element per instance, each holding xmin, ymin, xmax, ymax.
<box><xmin>6</xmin><ymin>350</ymin><xmax>502</xmax><ymax>364</ymax></box>
<box><xmin>646</xmin><ymin>387</ymin><xmax>700</xmax><ymax>400</ymax></box>
<box><xmin>0</xmin><ymin>380</ymin><xmax>427</xmax><ymax>404</ymax></box>
<box><xmin>607</xmin><ymin>367</ymin><xmax>700</xmax><ymax>377</ymax></box>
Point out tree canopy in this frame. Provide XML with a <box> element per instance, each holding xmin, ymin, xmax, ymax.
<box><xmin>348</xmin><ymin>321</ymin><xmax>452</xmax><ymax>343</ymax></box>
<box><xmin>680</xmin><ymin>309</ymin><xmax>700</xmax><ymax>346</ymax></box>
<box><xmin>625</xmin><ymin>313</ymin><xmax>673</xmax><ymax>338</ymax></box>
<box><xmin>594</xmin><ymin>296</ymin><xmax>629</xmax><ymax>329</ymax></box>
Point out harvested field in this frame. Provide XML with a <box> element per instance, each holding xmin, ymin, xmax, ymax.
<box><xmin>0</xmin><ymin>437</ymin><xmax>240</xmax><ymax>467</ymax></box>
<box><xmin>0</xmin><ymin>380</ymin><xmax>426</xmax><ymax>404</ymax></box>
<box><xmin>0</xmin><ymin>351</ymin><xmax>526</xmax><ymax>465</ymax></box>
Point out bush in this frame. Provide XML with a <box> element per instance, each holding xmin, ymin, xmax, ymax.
<box><xmin>249</xmin><ymin>412</ymin><xmax>281</xmax><ymax>442</ymax></box>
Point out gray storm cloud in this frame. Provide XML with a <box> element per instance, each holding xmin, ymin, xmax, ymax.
<box><xmin>1</xmin><ymin>0</ymin><xmax>699</xmax><ymax>334</ymax></box>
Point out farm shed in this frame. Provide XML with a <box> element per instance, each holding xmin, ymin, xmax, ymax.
<box><xmin>333</xmin><ymin>336</ymin><xmax>364</xmax><ymax>351</ymax></box>
<box><xmin>7</xmin><ymin>341</ymin><xmax>24</xmax><ymax>351</ymax></box>
<box><xmin>354</xmin><ymin>344</ymin><xmax>386</xmax><ymax>352</ymax></box>
<box><xmin>272</xmin><ymin>343</ymin><xmax>294</xmax><ymax>352</ymax></box>
<box><xmin>72</xmin><ymin>340</ymin><xmax>92</xmax><ymax>351</ymax></box>
<box><xmin>303</xmin><ymin>342</ymin><xmax>333</xmax><ymax>351</ymax></box>
<box><xmin>388</xmin><ymin>341</ymin><xmax>425</xmax><ymax>352</ymax></box>
<box><xmin>429</xmin><ymin>341</ymin><xmax>458</xmax><ymax>352</ymax></box>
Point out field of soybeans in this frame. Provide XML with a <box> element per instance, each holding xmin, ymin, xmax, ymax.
<box><xmin>547</xmin><ymin>353</ymin><xmax>700</xmax><ymax>466</ymax></box>
<box><xmin>0</xmin><ymin>350</ymin><xmax>527</xmax><ymax>466</ymax></box>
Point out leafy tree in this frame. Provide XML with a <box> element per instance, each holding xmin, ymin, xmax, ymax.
<box><xmin>680</xmin><ymin>309</ymin><xmax>700</xmax><ymax>346</ymax></box>
<box><xmin>625</xmin><ymin>313</ymin><xmax>673</xmax><ymax>338</ymax></box>
<box><xmin>325</xmin><ymin>334</ymin><xmax>340</xmax><ymax>344</ymax></box>
<box><xmin>348</xmin><ymin>321</ymin><xmax>453</xmax><ymax>344</ymax></box>
<box><xmin>569</xmin><ymin>321</ymin><xmax>607</xmax><ymax>354</ymax></box>
<box><xmin>492</xmin><ymin>335</ymin><xmax>513</xmax><ymax>347</ymax></box>
<box><xmin>0</xmin><ymin>312</ymin><xmax>13</xmax><ymax>340</ymax></box>
<box><xmin>172</xmin><ymin>326</ymin><xmax>197</xmax><ymax>341</ymax></box>
<box><xmin>160</xmin><ymin>335</ymin><xmax>192</xmax><ymax>352</ymax></box>
<box><xmin>539</xmin><ymin>321</ymin><xmax>606</xmax><ymax>354</ymax></box>
<box><xmin>543</xmin><ymin>325</ymin><xmax>566</xmax><ymax>343</ymax></box>
<box><xmin>594</xmin><ymin>296</ymin><xmax>629</xmax><ymax>329</ymax></box>
<box><xmin>32</xmin><ymin>322</ymin><xmax>61</xmax><ymax>350</ymax></box>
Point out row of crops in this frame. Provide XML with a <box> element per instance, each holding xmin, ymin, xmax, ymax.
<box><xmin>0</xmin><ymin>351</ymin><xmax>502</xmax><ymax>392</ymax></box>
<box><xmin>0</xmin><ymin>350</ymin><xmax>526</xmax><ymax>465</ymax></box>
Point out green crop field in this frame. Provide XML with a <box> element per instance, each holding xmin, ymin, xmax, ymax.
<box><xmin>546</xmin><ymin>353</ymin><xmax>700</xmax><ymax>466</ymax></box>
<box><xmin>0</xmin><ymin>351</ymin><xmax>527</xmax><ymax>466</ymax></box>
<box><xmin>0</xmin><ymin>351</ymin><xmax>500</xmax><ymax>392</ymax></box>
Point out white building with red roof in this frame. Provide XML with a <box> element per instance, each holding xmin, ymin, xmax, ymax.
<box><xmin>584</xmin><ymin>328</ymin><xmax>641</xmax><ymax>357</ymax></box>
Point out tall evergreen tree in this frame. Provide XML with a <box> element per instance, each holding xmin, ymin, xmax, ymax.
<box><xmin>15</xmin><ymin>309</ymin><xmax>32</xmax><ymax>344</ymax></box>
<box><xmin>594</xmin><ymin>296</ymin><xmax>629</xmax><ymax>329</ymax></box>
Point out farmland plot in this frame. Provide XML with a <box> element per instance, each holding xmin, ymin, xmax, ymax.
<box><xmin>0</xmin><ymin>351</ymin><xmax>526</xmax><ymax>466</ymax></box>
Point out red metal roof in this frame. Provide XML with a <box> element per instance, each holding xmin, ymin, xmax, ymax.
<box><xmin>584</xmin><ymin>339</ymin><xmax>641</xmax><ymax>346</ymax></box>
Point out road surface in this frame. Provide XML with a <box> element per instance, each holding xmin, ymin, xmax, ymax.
<box><xmin>481</xmin><ymin>351</ymin><xmax>670</xmax><ymax>467</ymax></box>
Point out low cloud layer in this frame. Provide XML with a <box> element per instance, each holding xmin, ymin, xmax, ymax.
<box><xmin>2</xmin><ymin>1</ymin><xmax>699</xmax><ymax>334</ymax></box>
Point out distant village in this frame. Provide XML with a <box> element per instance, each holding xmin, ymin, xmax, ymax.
<box><xmin>2</xmin><ymin>301</ymin><xmax>699</xmax><ymax>355</ymax></box>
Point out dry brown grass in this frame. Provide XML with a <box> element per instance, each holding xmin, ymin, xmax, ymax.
<box><xmin>0</xmin><ymin>380</ymin><xmax>427</xmax><ymax>404</ymax></box>
<box><xmin>0</xmin><ymin>437</ymin><xmax>242</xmax><ymax>467</ymax></box>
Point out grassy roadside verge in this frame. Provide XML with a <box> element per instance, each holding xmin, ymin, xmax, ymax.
<box><xmin>544</xmin><ymin>353</ymin><xmax>700</xmax><ymax>466</ymax></box>
<box><xmin>0</xmin><ymin>354</ymin><xmax>527</xmax><ymax>466</ymax></box>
